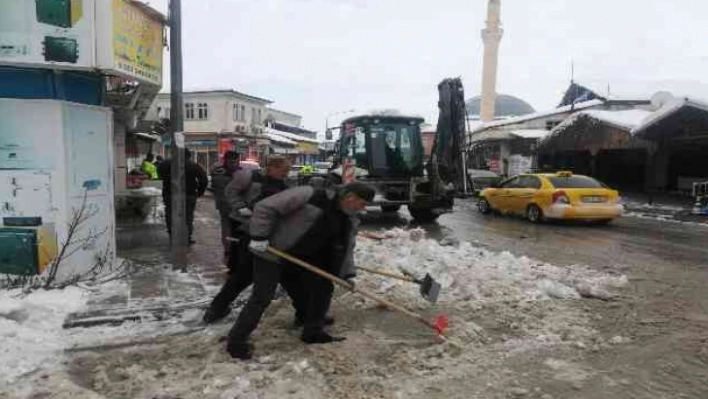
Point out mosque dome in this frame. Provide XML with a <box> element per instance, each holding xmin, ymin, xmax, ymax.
<box><xmin>466</xmin><ymin>94</ymin><xmax>536</xmax><ymax>119</ymax></box>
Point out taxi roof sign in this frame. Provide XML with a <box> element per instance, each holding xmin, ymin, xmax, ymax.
<box><xmin>556</xmin><ymin>171</ymin><xmax>573</xmax><ymax>177</ymax></box>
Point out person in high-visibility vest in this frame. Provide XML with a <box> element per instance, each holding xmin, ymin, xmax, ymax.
<box><xmin>299</xmin><ymin>164</ymin><xmax>315</xmax><ymax>175</ymax></box>
<box><xmin>141</xmin><ymin>154</ymin><xmax>158</xmax><ymax>180</ymax></box>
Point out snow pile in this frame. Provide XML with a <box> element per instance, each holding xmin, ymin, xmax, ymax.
<box><xmin>0</xmin><ymin>287</ymin><xmax>87</xmax><ymax>386</ymax></box>
<box><xmin>354</xmin><ymin>228</ymin><xmax>627</xmax><ymax>305</ymax></box>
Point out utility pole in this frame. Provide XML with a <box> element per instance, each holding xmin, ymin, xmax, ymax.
<box><xmin>169</xmin><ymin>0</ymin><xmax>188</xmax><ymax>267</ymax></box>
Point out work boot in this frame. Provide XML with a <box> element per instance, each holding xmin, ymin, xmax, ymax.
<box><xmin>202</xmin><ymin>306</ymin><xmax>231</xmax><ymax>324</ymax></box>
<box><xmin>293</xmin><ymin>315</ymin><xmax>335</xmax><ymax>328</ymax></box>
<box><xmin>301</xmin><ymin>331</ymin><xmax>346</xmax><ymax>345</ymax></box>
<box><xmin>226</xmin><ymin>341</ymin><xmax>253</xmax><ymax>360</ymax></box>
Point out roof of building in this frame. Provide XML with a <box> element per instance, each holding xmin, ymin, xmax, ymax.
<box><xmin>578</xmin><ymin>79</ymin><xmax>708</xmax><ymax>103</ymax></box>
<box><xmin>632</xmin><ymin>97</ymin><xmax>708</xmax><ymax>137</ymax></box>
<box><xmin>265</xmin><ymin>132</ymin><xmax>297</xmax><ymax>146</ymax></box>
<box><xmin>510</xmin><ymin>129</ymin><xmax>550</xmax><ymax>139</ymax></box>
<box><xmin>267</xmin><ymin>108</ymin><xmax>302</xmax><ymax>118</ymax></box>
<box><xmin>157</xmin><ymin>89</ymin><xmax>273</xmax><ymax>104</ymax></box>
<box><xmin>265</xmin><ymin>127</ymin><xmax>320</xmax><ymax>144</ymax></box>
<box><xmin>553</xmin><ymin>109</ymin><xmax>653</xmax><ymax>134</ymax></box>
<box><xmin>466</xmin><ymin>94</ymin><xmax>536</xmax><ymax>118</ymax></box>
<box><xmin>127</xmin><ymin>0</ymin><xmax>167</xmax><ymax>24</ymax></box>
<box><xmin>472</xmin><ymin>99</ymin><xmax>605</xmax><ymax>133</ymax></box>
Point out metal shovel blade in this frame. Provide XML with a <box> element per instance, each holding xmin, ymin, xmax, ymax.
<box><xmin>419</xmin><ymin>274</ymin><xmax>441</xmax><ymax>303</ymax></box>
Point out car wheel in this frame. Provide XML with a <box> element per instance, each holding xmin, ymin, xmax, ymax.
<box><xmin>478</xmin><ymin>198</ymin><xmax>492</xmax><ymax>214</ymax></box>
<box><xmin>526</xmin><ymin>204</ymin><xmax>544</xmax><ymax>224</ymax></box>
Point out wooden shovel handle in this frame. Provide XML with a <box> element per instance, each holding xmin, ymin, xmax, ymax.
<box><xmin>267</xmin><ymin>247</ymin><xmax>432</xmax><ymax>329</ymax></box>
<box><xmin>357</xmin><ymin>266</ymin><xmax>418</xmax><ymax>284</ymax></box>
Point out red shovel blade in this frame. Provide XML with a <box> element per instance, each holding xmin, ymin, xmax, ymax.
<box><xmin>433</xmin><ymin>315</ymin><xmax>449</xmax><ymax>335</ymax></box>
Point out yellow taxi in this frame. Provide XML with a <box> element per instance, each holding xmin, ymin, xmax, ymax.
<box><xmin>478</xmin><ymin>171</ymin><xmax>623</xmax><ymax>224</ymax></box>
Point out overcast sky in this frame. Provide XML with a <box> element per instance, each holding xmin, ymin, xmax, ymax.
<box><xmin>147</xmin><ymin>0</ymin><xmax>708</xmax><ymax>132</ymax></box>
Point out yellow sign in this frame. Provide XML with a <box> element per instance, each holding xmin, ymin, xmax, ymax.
<box><xmin>296</xmin><ymin>142</ymin><xmax>320</xmax><ymax>155</ymax></box>
<box><xmin>112</xmin><ymin>0</ymin><xmax>163</xmax><ymax>85</ymax></box>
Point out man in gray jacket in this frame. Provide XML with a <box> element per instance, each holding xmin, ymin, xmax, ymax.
<box><xmin>202</xmin><ymin>156</ymin><xmax>293</xmax><ymax>324</ymax></box>
<box><xmin>227</xmin><ymin>182</ymin><xmax>375</xmax><ymax>360</ymax></box>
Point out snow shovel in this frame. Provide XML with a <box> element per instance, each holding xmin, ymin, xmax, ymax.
<box><xmin>357</xmin><ymin>266</ymin><xmax>441</xmax><ymax>303</ymax></box>
<box><xmin>266</xmin><ymin>246</ymin><xmax>457</xmax><ymax>346</ymax></box>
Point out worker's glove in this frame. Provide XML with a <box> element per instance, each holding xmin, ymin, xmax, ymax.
<box><xmin>238</xmin><ymin>208</ymin><xmax>253</xmax><ymax>217</ymax></box>
<box><xmin>249</xmin><ymin>240</ymin><xmax>269</xmax><ymax>253</ymax></box>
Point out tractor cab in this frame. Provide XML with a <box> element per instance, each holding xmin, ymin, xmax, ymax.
<box><xmin>338</xmin><ymin>114</ymin><xmax>426</xmax><ymax>178</ymax></box>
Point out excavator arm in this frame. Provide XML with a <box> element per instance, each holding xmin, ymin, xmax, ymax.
<box><xmin>430</xmin><ymin>78</ymin><xmax>467</xmax><ymax>199</ymax></box>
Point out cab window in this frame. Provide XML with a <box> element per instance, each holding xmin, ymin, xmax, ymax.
<box><xmin>500</xmin><ymin>177</ymin><xmax>520</xmax><ymax>188</ymax></box>
<box><xmin>519</xmin><ymin>176</ymin><xmax>542</xmax><ymax>189</ymax></box>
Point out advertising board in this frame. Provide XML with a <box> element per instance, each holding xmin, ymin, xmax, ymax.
<box><xmin>97</xmin><ymin>0</ymin><xmax>164</xmax><ymax>86</ymax></box>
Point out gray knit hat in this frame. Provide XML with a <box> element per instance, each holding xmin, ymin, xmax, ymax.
<box><xmin>341</xmin><ymin>182</ymin><xmax>376</xmax><ymax>203</ymax></box>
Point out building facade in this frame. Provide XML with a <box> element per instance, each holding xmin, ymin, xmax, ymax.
<box><xmin>147</xmin><ymin>90</ymin><xmax>318</xmax><ymax>172</ymax></box>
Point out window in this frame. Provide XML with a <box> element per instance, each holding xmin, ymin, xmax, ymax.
<box><xmin>197</xmin><ymin>103</ymin><xmax>209</xmax><ymax>120</ymax></box>
<box><xmin>251</xmin><ymin>108</ymin><xmax>257</xmax><ymax>124</ymax></box>
<box><xmin>500</xmin><ymin>177</ymin><xmax>520</xmax><ymax>188</ymax></box>
<box><xmin>156</xmin><ymin>106</ymin><xmax>162</xmax><ymax>118</ymax></box>
<box><xmin>241</xmin><ymin>105</ymin><xmax>246</xmax><ymax>122</ymax></box>
<box><xmin>548</xmin><ymin>176</ymin><xmax>604</xmax><ymax>189</ymax></box>
<box><xmin>369</xmin><ymin>123</ymin><xmax>421</xmax><ymax>174</ymax></box>
<box><xmin>519</xmin><ymin>176</ymin><xmax>542</xmax><ymax>189</ymax></box>
<box><xmin>185</xmin><ymin>103</ymin><xmax>195</xmax><ymax>119</ymax></box>
<box><xmin>257</xmin><ymin>109</ymin><xmax>262</xmax><ymax>124</ymax></box>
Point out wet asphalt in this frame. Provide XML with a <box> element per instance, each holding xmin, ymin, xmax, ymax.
<box><xmin>362</xmin><ymin>198</ymin><xmax>708</xmax><ymax>271</ymax></box>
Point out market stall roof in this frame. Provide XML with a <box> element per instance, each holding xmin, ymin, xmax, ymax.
<box><xmin>548</xmin><ymin>109</ymin><xmax>653</xmax><ymax>140</ymax></box>
<box><xmin>631</xmin><ymin>97</ymin><xmax>708</xmax><ymax>139</ymax></box>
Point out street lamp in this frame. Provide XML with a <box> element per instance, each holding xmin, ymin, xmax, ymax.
<box><xmin>325</xmin><ymin>109</ymin><xmax>355</xmax><ymax>140</ymax></box>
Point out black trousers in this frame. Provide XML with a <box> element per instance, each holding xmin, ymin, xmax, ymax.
<box><xmin>164</xmin><ymin>195</ymin><xmax>198</xmax><ymax>238</ymax></box>
<box><xmin>229</xmin><ymin>256</ymin><xmax>314</xmax><ymax>343</ymax></box>
<box><xmin>300</xmin><ymin>255</ymin><xmax>338</xmax><ymax>336</ymax></box>
<box><xmin>228</xmin><ymin>252</ymin><xmax>338</xmax><ymax>343</ymax></box>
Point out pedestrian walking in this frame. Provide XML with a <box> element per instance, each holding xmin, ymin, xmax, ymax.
<box><xmin>202</xmin><ymin>156</ymin><xmax>294</xmax><ymax>324</ymax></box>
<box><xmin>210</xmin><ymin>151</ymin><xmax>241</xmax><ymax>260</ymax></box>
<box><xmin>226</xmin><ymin>182</ymin><xmax>375</xmax><ymax>360</ymax></box>
<box><xmin>158</xmin><ymin>149</ymin><xmax>209</xmax><ymax>244</ymax></box>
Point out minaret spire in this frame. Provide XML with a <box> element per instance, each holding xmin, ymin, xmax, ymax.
<box><xmin>480</xmin><ymin>0</ymin><xmax>504</xmax><ymax>122</ymax></box>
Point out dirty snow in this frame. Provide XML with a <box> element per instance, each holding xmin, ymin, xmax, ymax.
<box><xmin>2</xmin><ymin>228</ymin><xmax>630</xmax><ymax>398</ymax></box>
<box><xmin>0</xmin><ymin>287</ymin><xmax>87</xmax><ymax>386</ymax></box>
<box><xmin>355</xmin><ymin>228</ymin><xmax>627</xmax><ymax>305</ymax></box>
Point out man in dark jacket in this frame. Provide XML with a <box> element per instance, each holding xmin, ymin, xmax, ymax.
<box><xmin>226</xmin><ymin>182</ymin><xmax>375</xmax><ymax>360</ymax></box>
<box><xmin>202</xmin><ymin>156</ymin><xmax>293</xmax><ymax>324</ymax></box>
<box><xmin>210</xmin><ymin>151</ymin><xmax>241</xmax><ymax>259</ymax></box>
<box><xmin>158</xmin><ymin>149</ymin><xmax>209</xmax><ymax>244</ymax></box>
